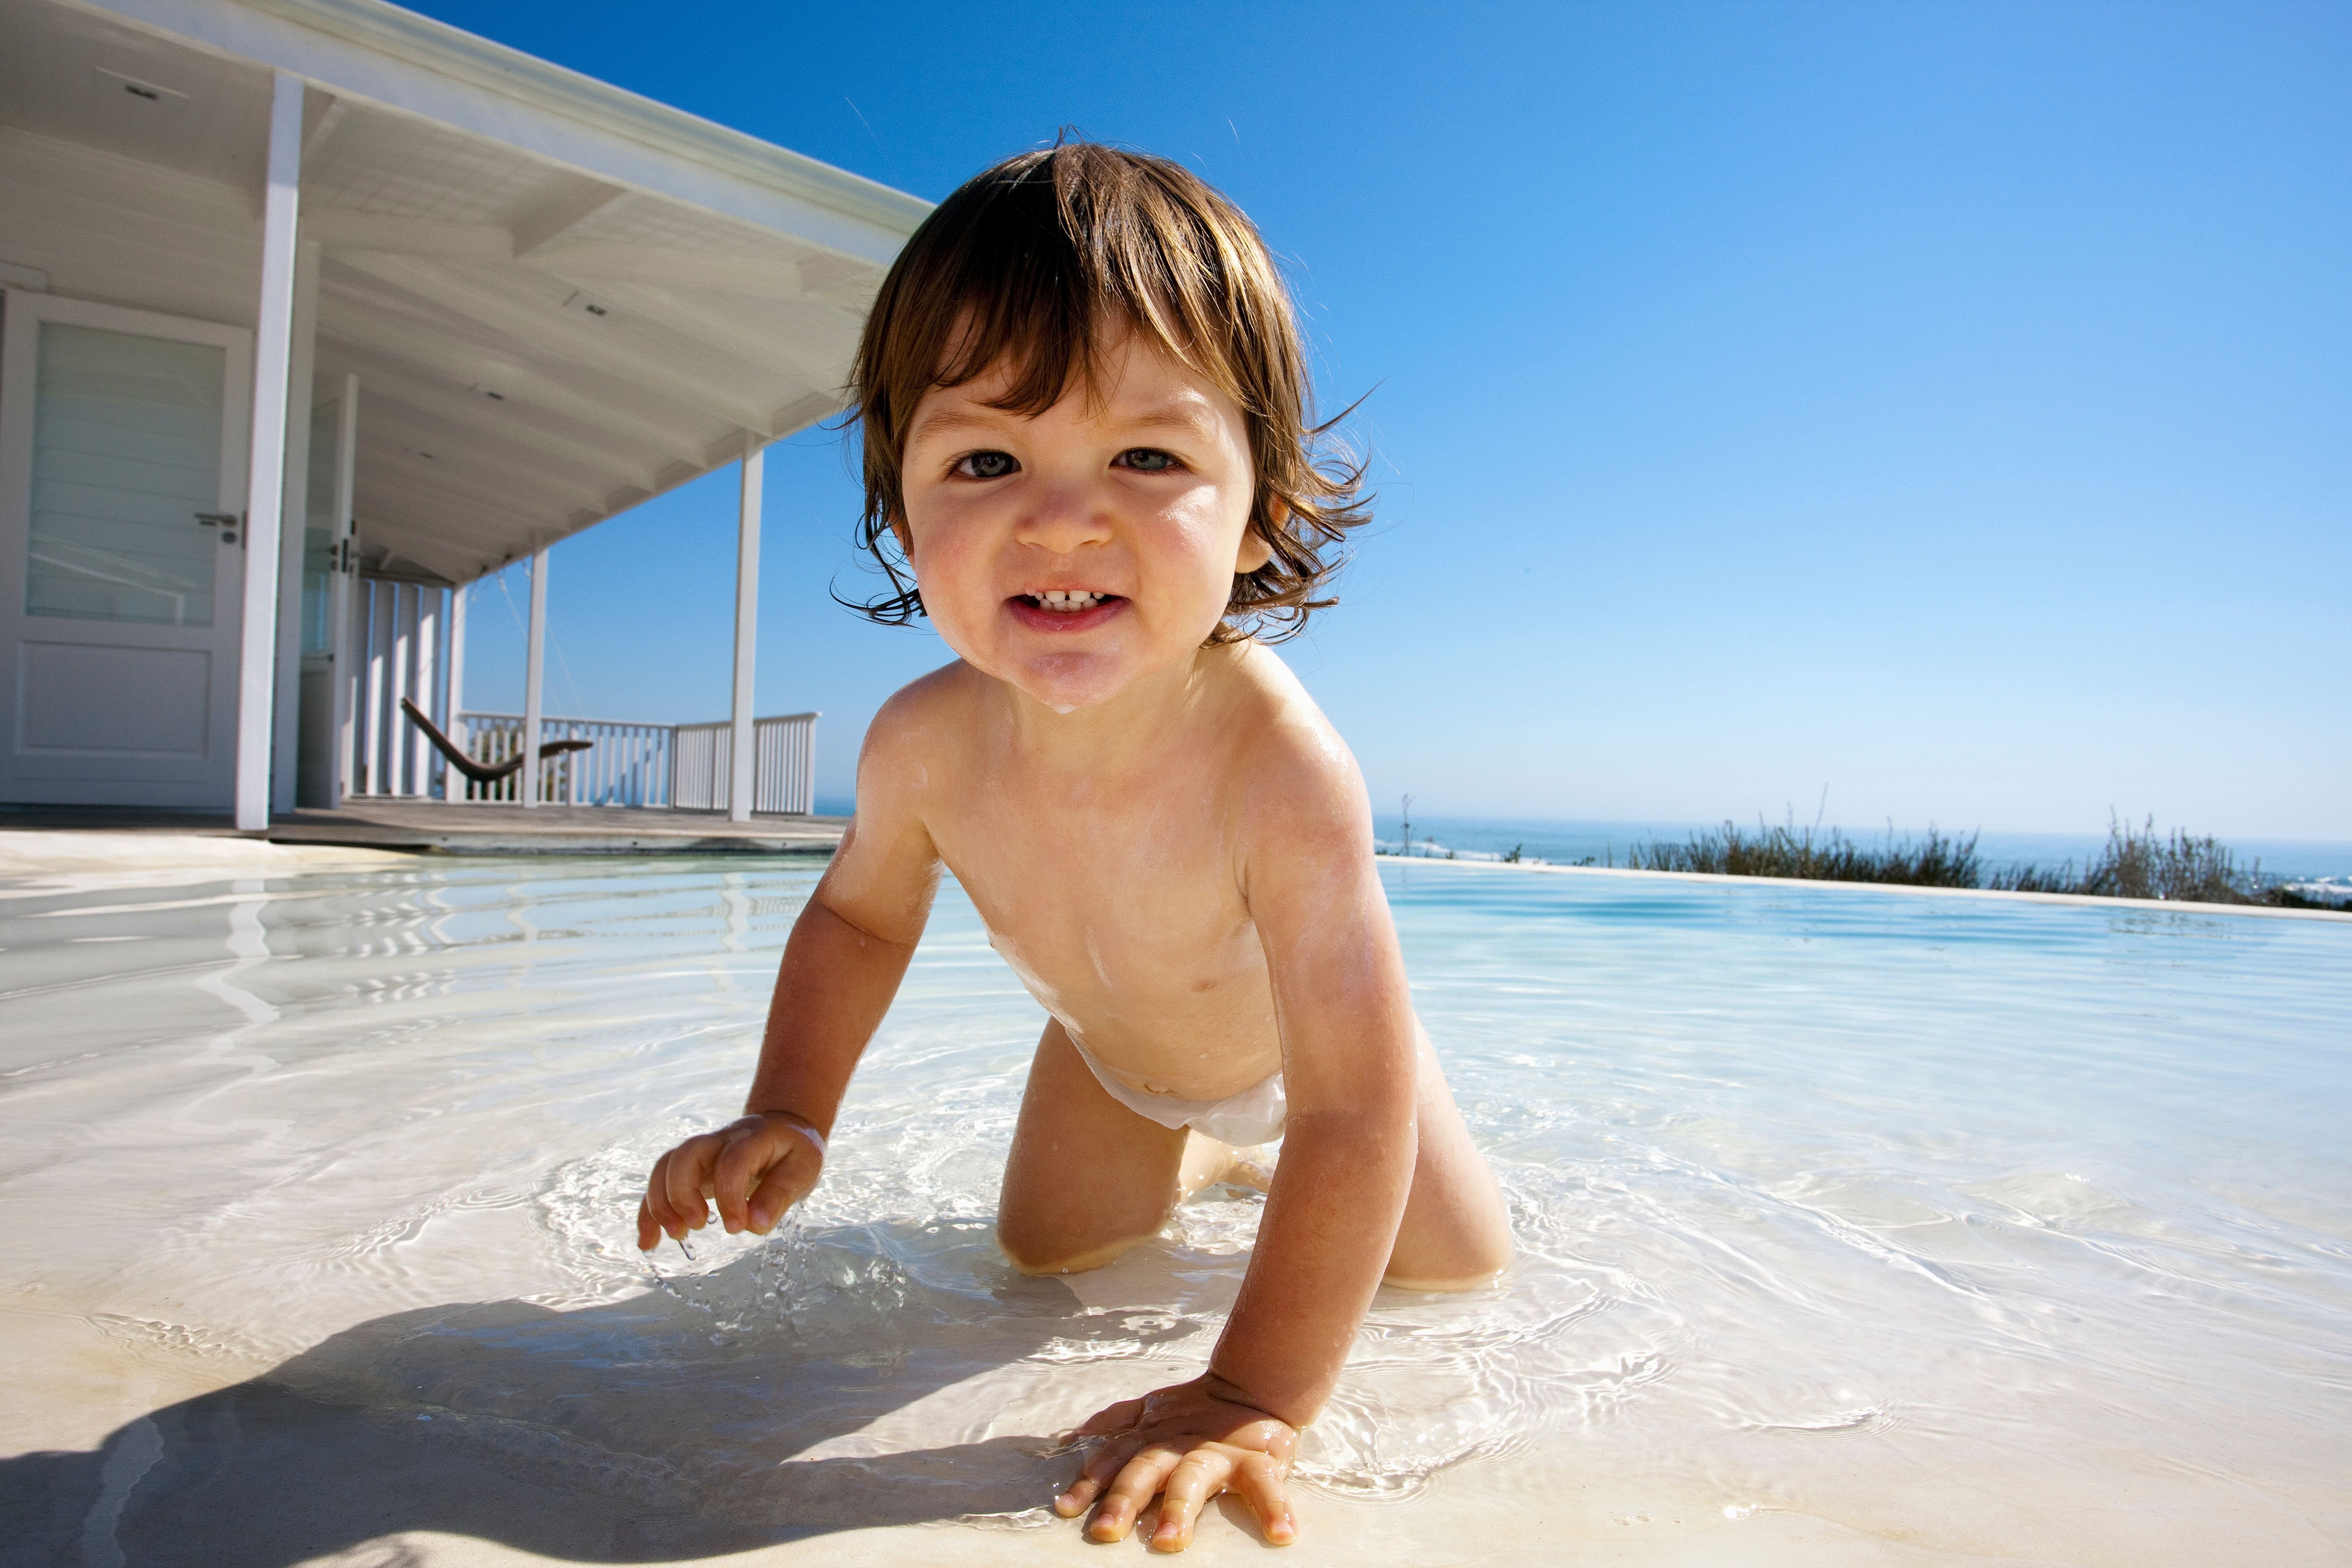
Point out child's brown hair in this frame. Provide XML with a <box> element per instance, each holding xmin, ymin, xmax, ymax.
<box><xmin>845</xmin><ymin>142</ymin><xmax>1369</xmax><ymax>643</ymax></box>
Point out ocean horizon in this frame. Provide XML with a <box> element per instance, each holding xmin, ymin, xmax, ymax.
<box><xmin>803</xmin><ymin>800</ymin><xmax>2352</xmax><ymax>890</ymax></box>
<box><xmin>1365</xmin><ymin>813</ymin><xmax>2352</xmax><ymax>886</ymax></box>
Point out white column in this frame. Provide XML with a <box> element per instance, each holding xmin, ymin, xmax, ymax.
<box><xmin>363</xmin><ymin>582</ymin><xmax>385</xmax><ymax>795</ymax></box>
<box><xmin>522</xmin><ymin>548</ymin><xmax>548</xmax><ymax>808</ymax></box>
<box><xmin>412</xmin><ymin>588</ymin><xmax>439</xmax><ymax>798</ymax></box>
<box><xmin>728</xmin><ymin>443</ymin><xmax>764</xmax><ymax>822</ymax></box>
<box><xmin>325</xmin><ymin>376</ymin><xmax>358</xmax><ymax>808</ymax></box>
<box><xmin>271</xmin><ymin>235</ymin><xmax>320</xmax><ymax>816</ymax></box>
<box><xmin>234</xmin><ymin>70</ymin><xmax>305</xmax><ymax>832</ymax></box>
<box><xmin>388</xmin><ymin>585</ymin><xmax>413</xmax><ymax>796</ymax></box>
<box><xmin>444</xmin><ymin>580</ymin><xmax>468</xmax><ymax>799</ymax></box>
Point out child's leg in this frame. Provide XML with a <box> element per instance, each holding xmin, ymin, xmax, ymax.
<box><xmin>998</xmin><ymin>1019</ymin><xmax>1194</xmax><ymax>1275</ymax></box>
<box><xmin>999</xmin><ymin>1018</ymin><xmax>1507</xmax><ymax>1285</ymax></box>
<box><xmin>1384</xmin><ymin>1027</ymin><xmax>1514</xmax><ymax>1291</ymax></box>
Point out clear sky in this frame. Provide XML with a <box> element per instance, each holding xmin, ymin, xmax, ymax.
<box><xmin>424</xmin><ymin>0</ymin><xmax>2350</xmax><ymax>840</ymax></box>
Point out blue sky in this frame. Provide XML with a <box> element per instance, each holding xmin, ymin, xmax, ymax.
<box><xmin>430</xmin><ymin>1</ymin><xmax>2350</xmax><ymax>840</ymax></box>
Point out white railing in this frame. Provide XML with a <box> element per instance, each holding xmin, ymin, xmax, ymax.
<box><xmin>347</xmin><ymin>578</ymin><xmax>445</xmax><ymax>798</ymax></box>
<box><xmin>670</xmin><ymin>712</ymin><xmax>818</xmax><ymax>815</ymax></box>
<box><xmin>409</xmin><ymin>710</ymin><xmax>818</xmax><ymax>814</ymax></box>
<box><xmin>753</xmin><ymin>711</ymin><xmax>817</xmax><ymax>815</ymax></box>
<box><xmin>670</xmin><ymin>720</ymin><xmax>729</xmax><ymax>812</ymax></box>
<box><xmin>456</xmin><ymin>714</ymin><xmax>677</xmax><ymax>806</ymax></box>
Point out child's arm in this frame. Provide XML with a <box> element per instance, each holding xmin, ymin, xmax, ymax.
<box><xmin>1057</xmin><ymin>737</ymin><xmax>1419</xmax><ymax>1549</ymax></box>
<box><xmin>637</xmin><ymin>706</ymin><xmax>944</xmax><ymax>1249</ymax></box>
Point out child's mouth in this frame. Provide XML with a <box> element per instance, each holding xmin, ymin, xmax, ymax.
<box><xmin>1009</xmin><ymin>590</ymin><xmax>1125</xmax><ymax>630</ymax></box>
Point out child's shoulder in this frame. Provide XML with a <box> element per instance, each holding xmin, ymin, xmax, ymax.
<box><xmin>850</xmin><ymin>660</ymin><xmax>985</xmax><ymax>803</ymax></box>
<box><xmin>876</xmin><ymin>657</ymin><xmax>983</xmax><ymax>718</ymax></box>
<box><xmin>1221</xmin><ymin>644</ymin><xmax>1372</xmax><ymax>838</ymax></box>
<box><xmin>1226</xmin><ymin>640</ymin><xmax>1347</xmax><ymax>750</ymax></box>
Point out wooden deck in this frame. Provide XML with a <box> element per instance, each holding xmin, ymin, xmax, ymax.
<box><xmin>268</xmin><ymin>800</ymin><xmax>846</xmax><ymax>855</ymax></box>
<box><xmin>0</xmin><ymin>801</ymin><xmax>844</xmax><ymax>857</ymax></box>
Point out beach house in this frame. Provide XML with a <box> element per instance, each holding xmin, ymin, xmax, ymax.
<box><xmin>0</xmin><ymin>0</ymin><xmax>926</xmax><ymax>831</ymax></box>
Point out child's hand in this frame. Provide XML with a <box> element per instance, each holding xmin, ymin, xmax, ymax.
<box><xmin>634</xmin><ymin>1112</ymin><xmax>824</xmax><ymax>1251</ymax></box>
<box><xmin>1054</xmin><ymin>1375</ymin><xmax>1299</xmax><ymax>1551</ymax></box>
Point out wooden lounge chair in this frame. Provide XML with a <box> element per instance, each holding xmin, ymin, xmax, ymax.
<box><xmin>400</xmin><ymin>697</ymin><xmax>591</xmax><ymax>787</ymax></box>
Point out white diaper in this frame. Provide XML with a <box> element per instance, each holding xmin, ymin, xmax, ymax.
<box><xmin>1070</xmin><ymin>1038</ymin><xmax>1287</xmax><ymax>1147</ymax></box>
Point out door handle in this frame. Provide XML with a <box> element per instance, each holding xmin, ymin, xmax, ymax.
<box><xmin>195</xmin><ymin>511</ymin><xmax>241</xmax><ymax>544</ymax></box>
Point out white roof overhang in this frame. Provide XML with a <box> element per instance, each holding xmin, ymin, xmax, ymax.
<box><xmin>0</xmin><ymin>0</ymin><xmax>929</xmax><ymax>585</ymax></box>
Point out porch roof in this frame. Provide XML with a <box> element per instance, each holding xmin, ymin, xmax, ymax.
<box><xmin>0</xmin><ymin>0</ymin><xmax>928</xmax><ymax>585</ymax></box>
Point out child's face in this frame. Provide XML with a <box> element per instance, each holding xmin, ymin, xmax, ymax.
<box><xmin>898</xmin><ymin>326</ymin><xmax>1273</xmax><ymax>713</ymax></box>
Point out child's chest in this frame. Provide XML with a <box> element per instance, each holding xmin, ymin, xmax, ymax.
<box><xmin>928</xmin><ymin>764</ymin><xmax>1271</xmax><ymax>1026</ymax></box>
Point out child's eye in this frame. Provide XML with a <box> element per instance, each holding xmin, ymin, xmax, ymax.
<box><xmin>955</xmin><ymin>450</ymin><xmax>1019</xmax><ymax>479</ymax></box>
<box><xmin>1115</xmin><ymin>448</ymin><xmax>1179</xmax><ymax>473</ymax></box>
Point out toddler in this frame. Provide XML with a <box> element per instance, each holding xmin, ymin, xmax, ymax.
<box><xmin>638</xmin><ymin>142</ymin><xmax>1513</xmax><ymax>1552</ymax></box>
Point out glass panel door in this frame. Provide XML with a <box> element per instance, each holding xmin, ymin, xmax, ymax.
<box><xmin>27</xmin><ymin>323</ymin><xmax>227</xmax><ymax>626</ymax></box>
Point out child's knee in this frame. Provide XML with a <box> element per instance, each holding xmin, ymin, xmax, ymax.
<box><xmin>1384</xmin><ymin>1220</ymin><xmax>1514</xmax><ymax>1292</ymax></box>
<box><xmin>994</xmin><ymin>1175</ymin><xmax>1175</xmax><ymax>1275</ymax></box>
<box><xmin>1381</xmin><ymin>1245</ymin><xmax>1512</xmax><ymax>1293</ymax></box>
<box><xmin>996</xmin><ymin>1223</ymin><xmax>1154</xmax><ymax>1277</ymax></box>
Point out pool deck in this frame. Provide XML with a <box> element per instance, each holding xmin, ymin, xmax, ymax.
<box><xmin>0</xmin><ymin>801</ymin><xmax>845</xmax><ymax>857</ymax></box>
<box><xmin>272</xmin><ymin>801</ymin><xmax>847</xmax><ymax>856</ymax></box>
<box><xmin>1374</xmin><ymin>853</ymin><xmax>2352</xmax><ymax>921</ymax></box>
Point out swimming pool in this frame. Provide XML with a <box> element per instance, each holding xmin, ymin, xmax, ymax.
<box><xmin>3</xmin><ymin>843</ymin><xmax>2347</xmax><ymax>1564</ymax></box>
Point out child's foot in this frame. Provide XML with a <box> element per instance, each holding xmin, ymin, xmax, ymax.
<box><xmin>1221</xmin><ymin>1150</ymin><xmax>1274</xmax><ymax>1193</ymax></box>
<box><xmin>1177</xmin><ymin>1133</ymin><xmax>1274</xmax><ymax>1200</ymax></box>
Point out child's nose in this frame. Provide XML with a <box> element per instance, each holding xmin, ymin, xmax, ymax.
<box><xmin>1012</xmin><ymin>485</ymin><xmax>1115</xmax><ymax>554</ymax></box>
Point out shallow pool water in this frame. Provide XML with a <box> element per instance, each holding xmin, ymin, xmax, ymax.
<box><xmin>3</xmin><ymin>851</ymin><xmax>2348</xmax><ymax>1559</ymax></box>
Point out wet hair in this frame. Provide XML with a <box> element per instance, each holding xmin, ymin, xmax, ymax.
<box><xmin>843</xmin><ymin>141</ymin><xmax>1369</xmax><ymax>643</ymax></box>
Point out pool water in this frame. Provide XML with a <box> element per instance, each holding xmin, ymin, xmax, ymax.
<box><xmin>2</xmin><ymin>850</ymin><xmax>2348</xmax><ymax>1562</ymax></box>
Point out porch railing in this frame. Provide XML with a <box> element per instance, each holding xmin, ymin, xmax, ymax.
<box><xmin>456</xmin><ymin>714</ymin><xmax>678</xmax><ymax>806</ymax></box>
<box><xmin>366</xmin><ymin>710</ymin><xmax>817</xmax><ymax>813</ymax></box>
<box><xmin>671</xmin><ymin>713</ymin><xmax>818</xmax><ymax>815</ymax></box>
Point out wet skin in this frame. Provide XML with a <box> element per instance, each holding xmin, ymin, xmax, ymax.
<box><xmin>638</xmin><ymin>330</ymin><xmax>1514</xmax><ymax>1551</ymax></box>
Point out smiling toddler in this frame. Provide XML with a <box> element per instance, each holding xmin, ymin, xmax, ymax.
<box><xmin>636</xmin><ymin>143</ymin><xmax>1513</xmax><ymax>1551</ymax></box>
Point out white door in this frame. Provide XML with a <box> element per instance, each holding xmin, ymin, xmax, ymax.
<box><xmin>0</xmin><ymin>292</ymin><xmax>253</xmax><ymax>809</ymax></box>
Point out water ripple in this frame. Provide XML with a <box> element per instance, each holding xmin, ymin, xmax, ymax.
<box><xmin>2</xmin><ymin>854</ymin><xmax>2347</xmax><ymax>1539</ymax></box>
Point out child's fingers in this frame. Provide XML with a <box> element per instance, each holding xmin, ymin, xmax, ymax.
<box><xmin>661</xmin><ymin>1135</ymin><xmax>720</xmax><ymax>1231</ymax></box>
<box><xmin>1055</xmin><ymin>1432</ymin><xmax>1136</xmax><ymax>1518</ymax></box>
<box><xmin>711</xmin><ymin>1129</ymin><xmax>774</xmax><ymax>1233</ymax></box>
<box><xmin>1078</xmin><ymin>1433</ymin><xmax>1144</xmax><ymax>1490</ymax></box>
<box><xmin>641</xmin><ymin>1149</ymin><xmax>683</xmax><ymax>1240</ymax></box>
<box><xmin>1150</xmin><ymin>1449</ymin><xmax>1234</xmax><ymax>1551</ymax></box>
<box><xmin>634</xmin><ymin>1196</ymin><xmax>660</xmax><ymax>1252</ymax></box>
<box><xmin>742</xmin><ymin>1164</ymin><xmax>808</xmax><ymax>1234</ymax></box>
<box><xmin>723</xmin><ymin>1123</ymin><xmax>821</xmax><ymax>1233</ymax></box>
<box><xmin>1231</xmin><ymin>1451</ymin><xmax>1297</xmax><ymax>1545</ymax></box>
<box><xmin>1051</xmin><ymin>1470</ymin><xmax>1099</xmax><ymax>1518</ymax></box>
<box><xmin>1089</xmin><ymin>1444</ymin><xmax>1185</xmax><ymax>1544</ymax></box>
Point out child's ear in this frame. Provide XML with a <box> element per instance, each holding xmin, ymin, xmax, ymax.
<box><xmin>1235</xmin><ymin>505</ymin><xmax>1280</xmax><ymax>574</ymax></box>
<box><xmin>889</xmin><ymin>515</ymin><xmax>912</xmax><ymax>555</ymax></box>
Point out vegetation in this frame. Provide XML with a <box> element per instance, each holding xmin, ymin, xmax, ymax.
<box><xmin>1621</xmin><ymin>820</ymin><xmax>1982</xmax><ymax>887</ymax></box>
<box><xmin>1587</xmin><ymin>815</ymin><xmax>2340</xmax><ymax>909</ymax></box>
<box><xmin>1988</xmin><ymin>817</ymin><xmax>2312</xmax><ymax>907</ymax></box>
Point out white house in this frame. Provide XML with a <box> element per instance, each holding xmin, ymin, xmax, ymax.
<box><xmin>0</xmin><ymin>0</ymin><xmax>926</xmax><ymax>828</ymax></box>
